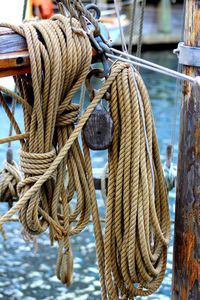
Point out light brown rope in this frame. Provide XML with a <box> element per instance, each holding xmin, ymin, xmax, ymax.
<box><xmin>0</xmin><ymin>90</ymin><xmax>23</xmax><ymax>205</ymax></box>
<box><xmin>0</xmin><ymin>133</ymin><xmax>29</xmax><ymax>145</ymax></box>
<box><xmin>0</xmin><ymin>14</ymin><xmax>94</xmax><ymax>288</ymax></box>
<box><xmin>0</xmin><ymin>160</ymin><xmax>22</xmax><ymax>203</ymax></box>
<box><xmin>0</xmin><ymin>15</ymin><xmax>170</xmax><ymax>299</ymax></box>
<box><xmin>103</xmin><ymin>64</ymin><xmax>170</xmax><ymax>299</ymax></box>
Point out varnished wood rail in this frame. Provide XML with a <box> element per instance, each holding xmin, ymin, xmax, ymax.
<box><xmin>0</xmin><ymin>28</ymin><xmax>30</xmax><ymax>77</ymax></box>
<box><xmin>0</xmin><ymin>26</ymin><xmax>100</xmax><ymax>78</ymax></box>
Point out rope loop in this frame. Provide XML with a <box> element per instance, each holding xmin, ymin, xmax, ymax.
<box><xmin>56</xmin><ymin>103</ymin><xmax>80</xmax><ymax>126</ymax></box>
<box><xmin>58</xmin><ymin>0</ymin><xmax>100</xmax><ymax>35</ymax></box>
<box><xmin>0</xmin><ymin>160</ymin><xmax>22</xmax><ymax>203</ymax></box>
<box><xmin>0</xmin><ymin>10</ymin><xmax>170</xmax><ymax>297</ymax></box>
<box><xmin>19</xmin><ymin>148</ymin><xmax>56</xmax><ymax>176</ymax></box>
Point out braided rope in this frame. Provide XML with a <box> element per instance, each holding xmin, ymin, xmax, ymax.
<box><xmin>0</xmin><ymin>14</ymin><xmax>170</xmax><ymax>299</ymax></box>
<box><xmin>56</xmin><ymin>0</ymin><xmax>100</xmax><ymax>35</ymax></box>
<box><xmin>0</xmin><ymin>161</ymin><xmax>22</xmax><ymax>203</ymax></box>
<box><xmin>103</xmin><ymin>64</ymin><xmax>170</xmax><ymax>298</ymax></box>
<box><xmin>0</xmin><ymin>15</ymin><xmax>93</xmax><ymax>288</ymax></box>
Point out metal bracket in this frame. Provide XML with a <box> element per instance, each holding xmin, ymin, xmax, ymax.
<box><xmin>174</xmin><ymin>42</ymin><xmax>200</xmax><ymax>67</ymax></box>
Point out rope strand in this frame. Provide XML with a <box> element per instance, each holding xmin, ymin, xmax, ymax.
<box><xmin>0</xmin><ymin>13</ymin><xmax>170</xmax><ymax>300</ymax></box>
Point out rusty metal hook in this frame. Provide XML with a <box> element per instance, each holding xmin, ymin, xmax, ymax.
<box><xmin>85</xmin><ymin>68</ymin><xmax>106</xmax><ymax>100</ymax></box>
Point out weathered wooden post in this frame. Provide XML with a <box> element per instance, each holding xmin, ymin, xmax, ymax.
<box><xmin>172</xmin><ymin>1</ymin><xmax>200</xmax><ymax>299</ymax></box>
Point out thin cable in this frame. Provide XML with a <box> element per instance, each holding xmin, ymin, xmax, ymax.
<box><xmin>107</xmin><ymin>52</ymin><xmax>198</xmax><ymax>84</ymax></box>
<box><xmin>170</xmin><ymin>0</ymin><xmax>186</xmax><ymax>149</ymax></box>
<box><xmin>22</xmin><ymin>0</ymin><xmax>28</xmax><ymax>20</ymax></box>
<box><xmin>110</xmin><ymin>48</ymin><xmax>196</xmax><ymax>82</ymax></box>
<box><xmin>131</xmin><ymin>68</ymin><xmax>155</xmax><ymax>191</ymax></box>
<box><xmin>113</xmin><ymin>0</ymin><xmax>128</xmax><ymax>53</ymax></box>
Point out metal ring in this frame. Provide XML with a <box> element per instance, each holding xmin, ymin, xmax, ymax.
<box><xmin>85</xmin><ymin>4</ymin><xmax>101</xmax><ymax>20</ymax></box>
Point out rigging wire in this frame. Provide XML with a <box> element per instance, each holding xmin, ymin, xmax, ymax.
<box><xmin>113</xmin><ymin>0</ymin><xmax>127</xmax><ymax>53</ymax></box>
<box><xmin>170</xmin><ymin>0</ymin><xmax>186</xmax><ymax>150</ymax></box>
<box><xmin>107</xmin><ymin>50</ymin><xmax>199</xmax><ymax>84</ymax></box>
<box><xmin>22</xmin><ymin>0</ymin><xmax>28</xmax><ymax>20</ymax></box>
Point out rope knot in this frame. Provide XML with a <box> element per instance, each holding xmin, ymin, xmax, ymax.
<box><xmin>17</xmin><ymin>148</ymin><xmax>56</xmax><ymax>196</ymax></box>
<box><xmin>56</xmin><ymin>104</ymin><xmax>80</xmax><ymax>127</ymax></box>
<box><xmin>0</xmin><ymin>160</ymin><xmax>22</xmax><ymax>202</ymax></box>
<box><xmin>19</xmin><ymin>148</ymin><xmax>56</xmax><ymax>176</ymax></box>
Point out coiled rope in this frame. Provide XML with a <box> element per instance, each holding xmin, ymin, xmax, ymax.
<box><xmin>0</xmin><ymin>15</ymin><xmax>170</xmax><ymax>300</ymax></box>
<box><xmin>0</xmin><ymin>14</ymin><xmax>94</xmax><ymax>288</ymax></box>
<box><xmin>0</xmin><ymin>93</ymin><xmax>22</xmax><ymax>205</ymax></box>
<box><xmin>104</xmin><ymin>64</ymin><xmax>170</xmax><ymax>299</ymax></box>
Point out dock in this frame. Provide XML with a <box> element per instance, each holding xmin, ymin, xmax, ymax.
<box><xmin>99</xmin><ymin>3</ymin><xmax>183</xmax><ymax>47</ymax></box>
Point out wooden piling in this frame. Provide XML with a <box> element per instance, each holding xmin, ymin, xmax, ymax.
<box><xmin>172</xmin><ymin>1</ymin><xmax>200</xmax><ymax>299</ymax></box>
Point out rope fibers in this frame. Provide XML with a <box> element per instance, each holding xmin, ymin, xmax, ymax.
<box><xmin>0</xmin><ymin>14</ymin><xmax>170</xmax><ymax>299</ymax></box>
<box><xmin>0</xmin><ymin>14</ymin><xmax>93</xmax><ymax>288</ymax></box>
<box><xmin>104</xmin><ymin>64</ymin><xmax>170</xmax><ymax>299</ymax></box>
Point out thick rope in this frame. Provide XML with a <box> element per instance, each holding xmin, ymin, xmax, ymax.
<box><xmin>0</xmin><ymin>15</ymin><xmax>170</xmax><ymax>299</ymax></box>
<box><xmin>57</xmin><ymin>0</ymin><xmax>100</xmax><ymax>35</ymax></box>
<box><xmin>0</xmin><ymin>160</ymin><xmax>22</xmax><ymax>203</ymax></box>
<box><xmin>0</xmin><ymin>92</ymin><xmax>22</xmax><ymax>205</ymax></box>
<box><xmin>128</xmin><ymin>0</ymin><xmax>137</xmax><ymax>54</ymax></box>
<box><xmin>103</xmin><ymin>63</ymin><xmax>170</xmax><ymax>299</ymax></box>
<box><xmin>136</xmin><ymin>0</ymin><xmax>146</xmax><ymax>59</ymax></box>
<box><xmin>0</xmin><ymin>14</ymin><xmax>94</xmax><ymax>288</ymax></box>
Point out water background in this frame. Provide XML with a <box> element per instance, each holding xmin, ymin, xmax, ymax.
<box><xmin>0</xmin><ymin>51</ymin><xmax>180</xmax><ymax>300</ymax></box>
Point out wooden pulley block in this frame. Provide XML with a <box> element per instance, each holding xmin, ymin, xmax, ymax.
<box><xmin>83</xmin><ymin>69</ymin><xmax>113</xmax><ymax>150</ymax></box>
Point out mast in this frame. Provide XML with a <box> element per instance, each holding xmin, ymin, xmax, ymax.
<box><xmin>172</xmin><ymin>1</ymin><xmax>200</xmax><ymax>299</ymax></box>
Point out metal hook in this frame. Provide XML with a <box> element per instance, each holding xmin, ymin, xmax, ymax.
<box><xmin>85</xmin><ymin>4</ymin><xmax>101</xmax><ymax>20</ymax></box>
<box><xmin>85</xmin><ymin>68</ymin><xmax>105</xmax><ymax>100</ymax></box>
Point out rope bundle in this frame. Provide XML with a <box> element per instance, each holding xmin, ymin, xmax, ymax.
<box><xmin>104</xmin><ymin>64</ymin><xmax>170</xmax><ymax>299</ymax></box>
<box><xmin>0</xmin><ymin>160</ymin><xmax>21</xmax><ymax>203</ymax></box>
<box><xmin>0</xmin><ymin>14</ymin><xmax>93</xmax><ymax>286</ymax></box>
<box><xmin>57</xmin><ymin>0</ymin><xmax>100</xmax><ymax>34</ymax></box>
<box><xmin>0</xmin><ymin>14</ymin><xmax>170</xmax><ymax>299</ymax></box>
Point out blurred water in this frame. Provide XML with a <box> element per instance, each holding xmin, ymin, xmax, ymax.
<box><xmin>0</xmin><ymin>51</ymin><xmax>180</xmax><ymax>300</ymax></box>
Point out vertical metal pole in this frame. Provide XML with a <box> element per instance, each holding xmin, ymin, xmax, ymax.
<box><xmin>172</xmin><ymin>1</ymin><xmax>200</xmax><ymax>299</ymax></box>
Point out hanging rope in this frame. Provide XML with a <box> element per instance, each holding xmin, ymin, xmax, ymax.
<box><xmin>128</xmin><ymin>0</ymin><xmax>146</xmax><ymax>57</ymax></box>
<box><xmin>0</xmin><ymin>159</ymin><xmax>22</xmax><ymax>203</ymax></box>
<box><xmin>56</xmin><ymin>0</ymin><xmax>100</xmax><ymax>35</ymax></box>
<box><xmin>136</xmin><ymin>0</ymin><xmax>146</xmax><ymax>58</ymax></box>
<box><xmin>0</xmin><ymin>53</ymin><xmax>170</xmax><ymax>299</ymax></box>
<box><xmin>0</xmin><ymin>94</ymin><xmax>22</xmax><ymax>205</ymax></box>
<box><xmin>0</xmin><ymin>14</ymin><xmax>94</xmax><ymax>288</ymax></box>
<box><xmin>0</xmin><ymin>5</ymin><xmax>170</xmax><ymax>298</ymax></box>
<box><xmin>128</xmin><ymin>0</ymin><xmax>137</xmax><ymax>54</ymax></box>
<box><xmin>103</xmin><ymin>63</ymin><xmax>170</xmax><ymax>299</ymax></box>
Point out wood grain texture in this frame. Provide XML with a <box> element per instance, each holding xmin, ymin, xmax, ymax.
<box><xmin>83</xmin><ymin>104</ymin><xmax>113</xmax><ymax>150</ymax></box>
<box><xmin>0</xmin><ymin>27</ymin><xmax>30</xmax><ymax>77</ymax></box>
<box><xmin>0</xmin><ymin>51</ymin><xmax>30</xmax><ymax>78</ymax></box>
<box><xmin>172</xmin><ymin>1</ymin><xmax>200</xmax><ymax>299</ymax></box>
<box><xmin>0</xmin><ymin>28</ymin><xmax>27</xmax><ymax>54</ymax></box>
